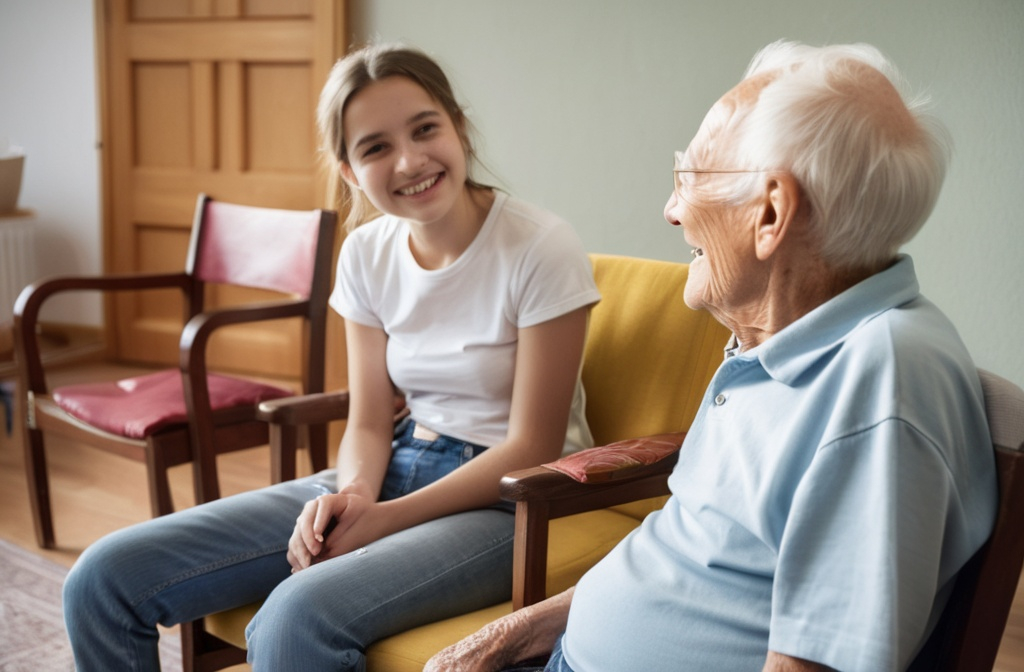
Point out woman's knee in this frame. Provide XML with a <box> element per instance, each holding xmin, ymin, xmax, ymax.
<box><xmin>246</xmin><ymin>571</ymin><xmax>371</xmax><ymax>671</ymax></box>
<box><xmin>246</xmin><ymin>570</ymin><xmax>336</xmax><ymax>642</ymax></box>
<box><xmin>64</xmin><ymin>531</ymin><xmax>137</xmax><ymax>620</ymax></box>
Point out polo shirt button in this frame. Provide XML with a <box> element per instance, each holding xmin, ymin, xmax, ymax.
<box><xmin>714</xmin><ymin>393</ymin><xmax>727</xmax><ymax>406</ymax></box>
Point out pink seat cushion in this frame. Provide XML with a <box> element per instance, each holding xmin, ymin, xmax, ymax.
<box><xmin>53</xmin><ymin>370</ymin><xmax>292</xmax><ymax>439</ymax></box>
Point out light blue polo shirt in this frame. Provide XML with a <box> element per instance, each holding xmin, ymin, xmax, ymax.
<box><xmin>563</xmin><ymin>256</ymin><xmax>997</xmax><ymax>671</ymax></box>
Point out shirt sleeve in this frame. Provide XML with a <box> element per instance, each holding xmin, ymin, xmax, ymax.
<box><xmin>510</xmin><ymin>220</ymin><xmax>601</xmax><ymax>328</ymax></box>
<box><xmin>768</xmin><ymin>418</ymin><xmax>963</xmax><ymax>671</ymax></box>
<box><xmin>327</xmin><ymin>230</ymin><xmax>384</xmax><ymax>329</ymax></box>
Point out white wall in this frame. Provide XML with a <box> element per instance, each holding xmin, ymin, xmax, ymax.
<box><xmin>0</xmin><ymin>0</ymin><xmax>102</xmax><ymax>324</ymax></box>
<box><xmin>349</xmin><ymin>0</ymin><xmax>1024</xmax><ymax>387</ymax></box>
<box><xmin>2</xmin><ymin>1</ymin><xmax>1022</xmax><ymax>387</ymax></box>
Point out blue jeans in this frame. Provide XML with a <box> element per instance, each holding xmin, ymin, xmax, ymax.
<box><xmin>543</xmin><ymin>634</ymin><xmax>575</xmax><ymax>671</ymax></box>
<box><xmin>63</xmin><ymin>420</ymin><xmax>515</xmax><ymax>671</ymax></box>
<box><xmin>499</xmin><ymin>633</ymin><xmax>573</xmax><ymax>672</ymax></box>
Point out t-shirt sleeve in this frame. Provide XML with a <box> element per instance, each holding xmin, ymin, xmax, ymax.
<box><xmin>768</xmin><ymin>419</ymin><xmax>963</xmax><ymax>671</ymax></box>
<box><xmin>511</xmin><ymin>220</ymin><xmax>601</xmax><ymax>328</ymax></box>
<box><xmin>328</xmin><ymin>231</ymin><xmax>384</xmax><ymax>329</ymax></box>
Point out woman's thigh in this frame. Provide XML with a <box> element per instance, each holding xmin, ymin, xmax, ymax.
<box><xmin>248</xmin><ymin>506</ymin><xmax>516</xmax><ymax>647</ymax></box>
<box><xmin>69</xmin><ymin>471</ymin><xmax>338</xmax><ymax>626</ymax></box>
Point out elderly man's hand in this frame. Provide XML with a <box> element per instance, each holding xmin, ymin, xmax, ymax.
<box><xmin>425</xmin><ymin>588</ymin><xmax>575</xmax><ymax>672</ymax></box>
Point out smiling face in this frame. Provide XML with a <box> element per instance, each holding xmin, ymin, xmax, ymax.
<box><xmin>340</xmin><ymin>76</ymin><xmax>470</xmax><ymax>227</ymax></box>
<box><xmin>664</xmin><ymin>75</ymin><xmax>774</xmax><ymax>316</ymax></box>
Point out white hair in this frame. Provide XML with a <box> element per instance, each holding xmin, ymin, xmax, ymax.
<box><xmin>722</xmin><ymin>41</ymin><xmax>952</xmax><ymax>270</ymax></box>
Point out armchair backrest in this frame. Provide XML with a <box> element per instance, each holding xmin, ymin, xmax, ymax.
<box><xmin>909</xmin><ymin>369</ymin><xmax>1024</xmax><ymax>671</ymax></box>
<box><xmin>582</xmin><ymin>254</ymin><xmax>731</xmax><ymax>519</ymax></box>
<box><xmin>583</xmin><ymin>254</ymin><xmax>731</xmax><ymax>445</ymax></box>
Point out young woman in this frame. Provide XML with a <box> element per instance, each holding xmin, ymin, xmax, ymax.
<box><xmin>63</xmin><ymin>44</ymin><xmax>600</xmax><ymax>671</ymax></box>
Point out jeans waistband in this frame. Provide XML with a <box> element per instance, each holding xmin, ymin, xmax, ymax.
<box><xmin>412</xmin><ymin>423</ymin><xmax>441</xmax><ymax>442</ymax></box>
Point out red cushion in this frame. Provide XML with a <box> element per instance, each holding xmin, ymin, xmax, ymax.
<box><xmin>543</xmin><ymin>435</ymin><xmax>682</xmax><ymax>483</ymax></box>
<box><xmin>53</xmin><ymin>370</ymin><xmax>292</xmax><ymax>439</ymax></box>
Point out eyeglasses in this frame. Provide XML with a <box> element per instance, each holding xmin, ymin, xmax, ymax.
<box><xmin>673</xmin><ymin>150</ymin><xmax>772</xmax><ymax>193</ymax></box>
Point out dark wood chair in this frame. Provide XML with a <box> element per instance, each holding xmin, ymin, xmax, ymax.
<box><xmin>13</xmin><ymin>193</ymin><xmax>337</xmax><ymax>549</ymax></box>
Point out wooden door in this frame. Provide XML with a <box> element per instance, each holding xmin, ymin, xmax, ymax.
<box><xmin>96</xmin><ymin>0</ymin><xmax>345</xmax><ymax>391</ymax></box>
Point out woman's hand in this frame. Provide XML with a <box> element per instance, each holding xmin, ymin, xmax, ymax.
<box><xmin>287</xmin><ymin>485</ymin><xmax>401</xmax><ymax>572</ymax></box>
<box><xmin>287</xmin><ymin>493</ymin><xmax>350</xmax><ymax>571</ymax></box>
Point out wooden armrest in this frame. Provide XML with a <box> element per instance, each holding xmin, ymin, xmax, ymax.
<box><xmin>257</xmin><ymin>392</ymin><xmax>408</xmax><ymax>427</ymax></box>
<box><xmin>501</xmin><ymin>458</ymin><xmax>677</xmax><ymax>522</ymax></box>
<box><xmin>501</xmin><ymin>431</ymin><xmax>684</xmax><ymax>509</ymax></box>
<box><xmin>502</xmin><ymin>432</ymin><xmax>684</xmax><ymax>610</ymax></box>
<box><xmin>16</xmin><ymin>273</ymin><xmax>191</xmax><ymax>310</ymax></box>
<box><xmin>255</xmin><ymin>390</ymin><xmax>350</xmax><ymax>484</ymax></box>
<box><xmin>256</xmin><ymin>390</ymin><xmax>351</xmax><ymax>425</ymax></box>
<box><xmin>257</xmin><ymin>392</ymin><xmax>405</xmax><ymax>484</ymax></box>
<box><xmin>179</xmin><ymin>300</ymin><xmax>310</xmax><ymax>370</ymax></box>
<box><xmin>14</xmin><ymin>273</ymin><xmax>192</xmax><ymax>392</ymax></box>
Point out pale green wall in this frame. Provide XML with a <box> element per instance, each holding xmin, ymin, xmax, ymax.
<box><xmin>1</xmin><ymin>1</ymin><xmax>1020</xmax><ymax>386</ymax></box>
<box><xmin>350</xmin><ymin>0</ymin><xmax>1024</xmax><ymax>387</ymax></box>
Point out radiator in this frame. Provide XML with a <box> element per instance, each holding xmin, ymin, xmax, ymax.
<box><xmin>0</xmin><ymin>213</ymin><xmax>38</xmax><ymax>326</ymax></box>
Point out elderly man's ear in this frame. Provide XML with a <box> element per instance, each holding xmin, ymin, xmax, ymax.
<box><xmin>754</xmin><ymin>173</ymin><xmax>803</xmax><ymax>261</ymax></box>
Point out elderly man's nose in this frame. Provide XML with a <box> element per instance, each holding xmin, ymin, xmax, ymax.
<box><xmin>664</xmin><ymin>193</ymin><xmax>683</xmax><ymax>226</ymax></box>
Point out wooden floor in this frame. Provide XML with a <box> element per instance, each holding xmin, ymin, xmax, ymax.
<box><xmin>3</xmin><ymin>360</ymin><xmax>1024</xmax><ymax>670</ymax></box>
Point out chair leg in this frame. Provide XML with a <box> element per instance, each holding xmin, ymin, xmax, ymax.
<box><xmin>269</xmin><ymin>423</ymin><xmax>300</xmax><ymax>483</ymax></box>
<box><xmin>307</xmin><ymin>423</ymin><xmax>328</xmax><ymax>473</ymax></box>
<box><xmin>190</xmin><ymin>442</ymin><xmax>221</xmax><ymax>506</ymax></box>
<box><xmin>145</xmin><ymin>443</ymin><xmax>175</xmax><ymax>517</ymax></box>
<box><xmin>512</xmin><ymin>499</ymin><xmax>551</xmax><ymax>611</ymax></box>
<box><xmin>181</xmin><ymin>618</ymin><xmax>248</xmax><ymax>672</ymax></box>
<box><xmin>23</xmin><ymin>425</ymin><xmax>55</xmax><ymax>549</ymax></box>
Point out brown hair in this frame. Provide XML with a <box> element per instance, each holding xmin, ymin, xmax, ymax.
<box><xmin>317</xmin><ymin>43</ymin><xmax>489</xmax><ymax>231</ymax></box>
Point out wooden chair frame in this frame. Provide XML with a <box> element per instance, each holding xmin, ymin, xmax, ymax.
<box><xmin>14</xmin><ymin>194</ymin><xmax>337</xmax><ymax>549</ymax></box>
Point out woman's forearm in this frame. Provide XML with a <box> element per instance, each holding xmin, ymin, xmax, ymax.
<box><xmin>334</xmin><ymin>426</ymin><xmax>392</xmax><ymax>497</ymax></box>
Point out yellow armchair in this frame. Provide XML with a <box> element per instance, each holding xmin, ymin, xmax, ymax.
<box><xmin>189</xmin><ymin>253</ymin><xmax>731</xmax><ymax>671</ymax></box>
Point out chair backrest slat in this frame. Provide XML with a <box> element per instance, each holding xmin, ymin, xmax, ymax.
<box><xmin>191</xmin><ymin>197</ymin><xmax>326</xmax><ymax>298</ymax></box>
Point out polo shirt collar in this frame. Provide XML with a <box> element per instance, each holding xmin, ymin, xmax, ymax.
<box><xmin>731</xmin><ymin>255</ymin><xmax>921</xmax><ymax>385</ymax></box>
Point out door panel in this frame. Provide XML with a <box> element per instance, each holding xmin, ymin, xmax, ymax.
<box><xmin>247</xmin><ymin>64</ymin><xmax>315</xmax><ymax>171</ymax></box>
<box><xmin>98</xmin><ymin>0</ymin><xmax>345</xmax><ymax>391</ymax></box>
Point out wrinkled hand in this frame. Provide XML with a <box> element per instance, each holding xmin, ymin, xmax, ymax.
<box><xmin>425</xmin><ymin>610</ymin><xmax>534</xmax><ymax>672</ymax></box>
<box><xmin>426</xmin><ymin>588</ymin><xmax>574</xmax><ymax>672</ymax></box>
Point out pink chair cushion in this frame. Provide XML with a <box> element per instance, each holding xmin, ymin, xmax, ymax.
<box><xmin>53</xmin><ymin>370</ymin><xmax>292</xmax><ymax>439</ymax></box>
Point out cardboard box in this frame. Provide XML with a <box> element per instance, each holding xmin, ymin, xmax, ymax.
<box><xmin>0</xmin><ymin>155</ymin><xmax>25</xmax><ymax>214</ymax></box>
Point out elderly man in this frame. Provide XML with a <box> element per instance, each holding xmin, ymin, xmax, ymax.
<box><xmin>426</xmin><ymin>41</ymin><xmax>997</xmax><ymax>672</ymax></box>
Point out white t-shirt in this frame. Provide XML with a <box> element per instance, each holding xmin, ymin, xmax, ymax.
<box><xmin>329</xmin><ymin>191</ymin><xmax>601</xmax><ymax>452</ymax></box>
